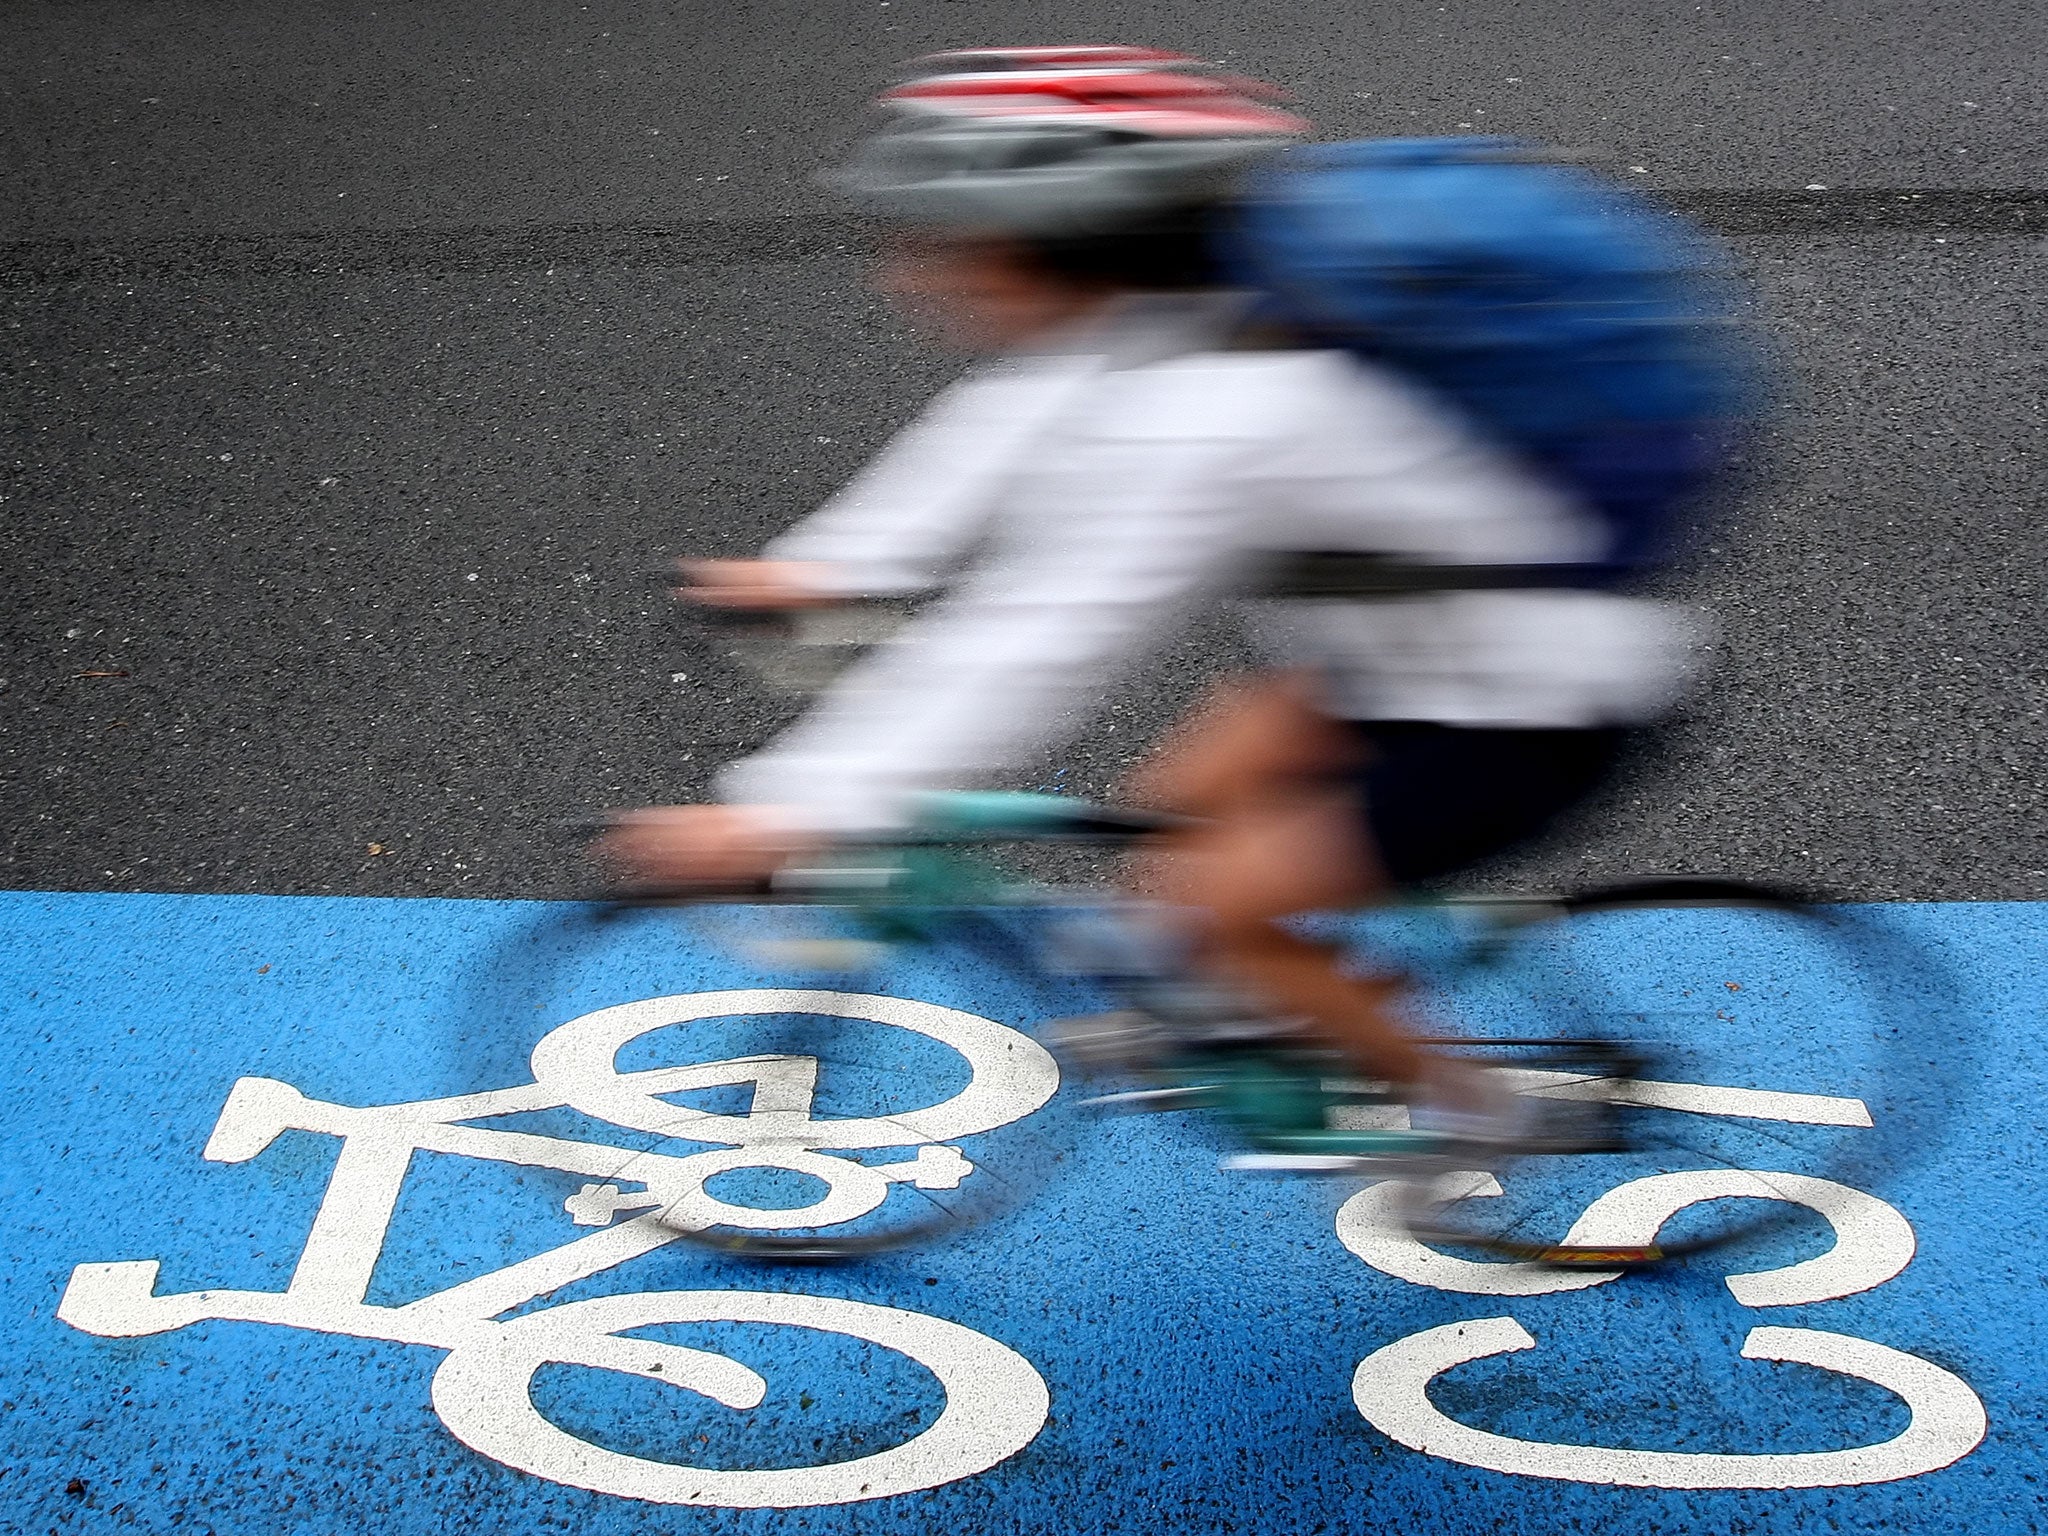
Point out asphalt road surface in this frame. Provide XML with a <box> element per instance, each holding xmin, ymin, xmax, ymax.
<box><xmin>4</xmin><ymin>11</ymin><xmax>2046</xmax><ymax>1533</ymax></box>
<box><xmin>4</xmin><ymin>0</ymin><xmax>2043</xmax><ymax>902</ymax></box>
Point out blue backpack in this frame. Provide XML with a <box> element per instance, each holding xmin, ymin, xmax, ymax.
<box><xmin>1224</xmin><ymin>138</ymin><xmax>1764</xmax><ymax>578</ymax></box>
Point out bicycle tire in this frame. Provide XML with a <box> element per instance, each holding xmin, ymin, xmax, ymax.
<box><xmin>1381</xmin><ymin>877</ymin><xmax>1960</xmax><ymax>1269</ymax></box>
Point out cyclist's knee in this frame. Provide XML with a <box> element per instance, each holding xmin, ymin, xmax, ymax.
<box><xmin>1126</xmin><ymin>673</ymin><xmax>1350</xmax><ymax>816</ymax></box>
<box><xmin>1204</xmin><ymin>901</ymin><xmax>1295</xmax><ymax>951</ymax></box>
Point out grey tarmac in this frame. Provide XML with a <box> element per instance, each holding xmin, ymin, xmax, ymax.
<box><xmin>3</xmin><ymin>0</ymin><xmax>2042</xmax><ymax>902</ymax></box>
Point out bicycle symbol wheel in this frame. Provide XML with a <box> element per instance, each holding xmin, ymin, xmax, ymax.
<box><xmin>507</xmin><ymin>963</ymin><xmax>1072</xmax><ymax>1256</ymax></box>
<box><xmin>431</xmin><ymin>1290</ymin><xmax>1051</xmax><ymax>1506</ymax></box>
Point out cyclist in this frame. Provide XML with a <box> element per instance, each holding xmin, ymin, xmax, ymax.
<box><xmin>604</xmin><ymin>47</ymin><xmax>1700</xmax><ymax>1136</ymax></box>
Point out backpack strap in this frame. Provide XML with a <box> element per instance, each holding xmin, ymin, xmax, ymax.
<box><xmin>1258</xmin><ymin>550</ymin><xmax>1622</xmax><ymax>597</ymax></box>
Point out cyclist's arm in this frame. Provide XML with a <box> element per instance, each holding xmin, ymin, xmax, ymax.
<box><xmin>758</xmin><ymin>357</ymin><xmax>1098</xmax><ymax>597</ymax></box>
<box><xmin>716</xmin><ymin>433</ymin><xmax>1260</xmax><ymax>837</ymax></box>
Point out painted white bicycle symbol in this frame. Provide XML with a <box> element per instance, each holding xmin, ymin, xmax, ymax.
<box><xmin>1341</xmin><ymin>1097</ymin><xmax>1987</xmax><ymax>1488</ymax></box>
<box><xmin>58</xmin><ymin>989</ymin><xmax>1059</xmax><ymax>1507</ymax></box>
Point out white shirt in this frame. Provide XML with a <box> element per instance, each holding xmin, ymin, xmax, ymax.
<box><xmin>717</xmin><ymin>295</ymin><xmax>1699</xmax><ymax>835</ymax></box>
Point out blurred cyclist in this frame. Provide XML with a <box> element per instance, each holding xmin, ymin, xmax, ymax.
<box><xmin>604</xmin><ymin>47</ymin><xmax>1699</xmax><ymax>1136</ymax></box>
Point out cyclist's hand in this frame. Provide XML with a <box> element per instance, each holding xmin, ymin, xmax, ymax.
<box><xmin>673</xmin><ymin>558</ymin><xmax>838</xmax><ymax>611</ymax></box>
<box><xmin>595</xmin><ymin>805</ymin><xmax>816</xmax><ymax>891</ymax></box>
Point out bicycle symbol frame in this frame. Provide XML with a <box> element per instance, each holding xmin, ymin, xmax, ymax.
<box><xmin>57</xmin><ymin>989</ymin><xmax>1058</xmax><ymax>1508</ymax></box>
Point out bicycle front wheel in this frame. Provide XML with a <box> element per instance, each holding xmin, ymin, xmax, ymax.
<box><xmin>1375</xmin><ymin>879</ymin><xmax>1959</xmax><ymax>1270</ymax></box>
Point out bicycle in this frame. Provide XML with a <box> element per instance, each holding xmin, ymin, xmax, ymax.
<box><xmin>490</xmin><ymin>783</ymin><xmax>1951</xmax><ymax>1273</ymax></box>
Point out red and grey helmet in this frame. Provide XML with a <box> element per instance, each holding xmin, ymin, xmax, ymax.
<box><xmin>833</xmin><ymin>47</ymin><xmax>1308</xmax><ymax>236</ymax></box>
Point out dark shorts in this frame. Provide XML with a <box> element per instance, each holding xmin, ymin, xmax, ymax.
<box><xmin>1346</xmin><ymin>721</ymin><xmax>1636</xmax><ymax>886</ymax></box>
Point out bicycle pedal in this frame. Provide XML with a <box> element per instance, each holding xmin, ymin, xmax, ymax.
<box><xmin>1221</xmin><ymin>1152</ymin><xmax>1376</xmax><ymax>1174</ymax></box>
<box><xmin>737</xmin><ymin>937</ymin><xmax>894</xmax><ymax>971</ymax></box>
<box><xmin>1190</xmin><ymin>1020</ymin><xmax>1314</xmax><ymax>1050</ymax></box>
<box><xmin>1047</xmin><ymin>1011</ymin><xmax>1173</xmax><ymax>1073</ymax></box>
<box><xmin>1515</xmin><ymin>1095</ymin><xmax>1631</xmax><ymax>1155</ymax></box>
<box><xmin>1240</xmin><ymin>1124</ymin><xmax>1454</xmax><ymax>1160</ymax></box>
<box><xmin>1079</xmin><ymin>1084</ymin><xmax>1216</xmax><ymax>1112</ymax></box>
<box><xmin>1517</xmin><ymin>1127</ymin><xmax>1632</xmax><ymax>1156</ymax></box>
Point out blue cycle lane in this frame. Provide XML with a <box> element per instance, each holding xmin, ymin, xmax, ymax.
<box><xmin>2</xmin><ymin>889</ymin><xmax>2044</xmax><ymax>1535</ymax></box>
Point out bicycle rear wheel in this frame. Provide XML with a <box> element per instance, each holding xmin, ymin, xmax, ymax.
<box><xmin>1376</xmin><ymin>879</ymin><xmax>1959</xmax><ymax>1269</ymax></box>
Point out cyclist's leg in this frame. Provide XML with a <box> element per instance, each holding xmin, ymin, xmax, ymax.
<box><xmin>1140</xmin><ymin>775</ymin><xmax>1436</xmax><ymax>1088</ymax></box>
<box><xmin>1126</xmin><ymin>671</ymin><xmax>1355</xmax><ymax>821</ymax></box>
<box><xmin>1130</xmin><ymin>676</ymin><xmax>1636</xmax><ymax>1117</ymax></box>
<box><xmin>1128</xmin><ymin>673</ymin><xmax>1433</xmax><ymax>1090</ymax></box>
